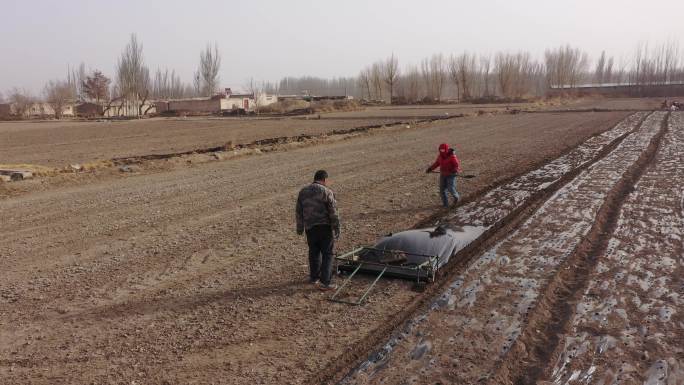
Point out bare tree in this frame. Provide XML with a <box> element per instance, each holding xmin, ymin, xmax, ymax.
<box><xmin>153</xmin><ymin>68</ymin><xmax>190</xmax><ymax>99</ymax></box>
<box><xmin>198</xmin><ymin>43</ymin><xmax>221</xmax><ymax>96</ymax></box>
<box><xmin>421</xmin><ymin>54</ymin><xmax>445</xmax><ymax>101</ymax></box>
<box><xmin>448</xmin><ymin>52</ymin><xmax>477</xmax><ymax>101</ymax></box>
<box><xmin>614</xmin><ymin>55</ymin><xmax>629</xmax><ymax>85</ymax></box>
<box><xmin>193</xmin><ymin>71</ymin><xmax>202</xmax><ymax>96</ymax></box>
<box><xmin>480</xmin><ymin>55</ymin><xmax>492</xmax><ymax>97</ymax></box>
<box><xmin>138</xmin><ymin>67</ymin><xmax>152</xmax><ymax>115</ymax></box>
<box><xmin>604</xmin><ymin>56</ymin><xmax>614</xmax><ymax>84</ymax></box>
<box><xmin>496</xmin><ymin>53</ymin><xmax>515</xmax><ymax>98</ymax></box>
<box><xmin>447</xmin><ymin>55</ymin><xmax>461</xmax><ymax>102</ymax></box>
<box><xmin>545</xmin><ymin>45</ymin><xmax>589</xmax><ymax>89</ymax></box>
<box><xmin>662</xmin><ymin>39</ymin><xmax>680</xmax><ymax>84</ymax></box>
<box><xmin>456</xmin><ymin>52</ymin><xmax>477</xmax><ymax>100</ymax></box>
<box><xmin>0</xmin><ymin>91</ymin><xmax>4</xmax><ymax>104</ymax></box>
<box><xmin>8</xmin><ymin>88</ymin><xmax>35</xmax><ymax>117</ymax></box>
<box><xmin>570</xmin><ymin>50</ymin><xmax>589</xmax><ymax>87</ymax></box>
<box><xmin>430</xmin><ymin>54</ymin><xmax>446</xmax><ymax>101</ymax></box>
<box><xmin>82</xmin><ymin>70</ymin><xmax>111</xmax><ymax>106</ymax></box>
<box><xmin>527</xmin><ymin>61</ymin><xmax>547</xmax><ymax>98</ymax></box>
<box><xmin>358</xmin><ymin>67</ymin><xmax>372</xmax><ymax>100</ymax></box>
<box><xmin>404</xmin><ymin>66</ymin><xmax>421</xmax><ymax>103</ymax></box>
<box><xmin>371</xmin><ymin>62</ymin><xmax>383</xmax><ymax>101</ymax></box>
<box><xmin>44</xmin><ymin>80</ymin><xmax>73</xmax><ymax>119</ymax></box>
<box><xmin>116</xmin><ymin>34</ymin><xmax>151</xmax><ymax>116</ymax></box>
<box><xmin>248</xmin><ymin>78</ymin><xmax>264</xmax><ymax>115</ymax></box>
<box><xmin>67</xmin><ymin>63</ymin><xmax>87</xmax><ymax>102</ymax></box>
<box><xmin>632</xmin><ymin>42</ymin><xmax>646</xmax><ymax>85</ymax></box>
<box><xmin>421</xmin><ymin>58</ymin><xmax>434</xmax><ymax>100</ymax></box>
<box><xmin>594</xmin><ymin>51</ymin><xmax>607</xmax><ymax>84</ymax></box>
<box><xmin>495</xmin><ymin>52</ymin><xmax>540</xmax><ymax>99</ymax></box>
<box><xmin>382</xmin><ymin>53</ymin><xmax>399</xmax><ymax>104</ymax></box>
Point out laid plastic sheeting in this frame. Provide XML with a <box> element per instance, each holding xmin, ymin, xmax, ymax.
<box><xmin>361</xmin><ymin>225</ymin><xmax>488</xmax><ymax>268</ymax></box>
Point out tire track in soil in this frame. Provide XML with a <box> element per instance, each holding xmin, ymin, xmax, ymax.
<box><xmin>316</xmin><ymin>112</ymin><xmax>649</xmax><ymax>385</ymax></box>
<box><xmin>489</xmin><ymin>111</ymin><xmax>671</xmax><ymax>385</ymax></box>
<box><xmin>334</xmin><ymin>112</ymin><xmax>664</xmax><ymax>385</ymax></box>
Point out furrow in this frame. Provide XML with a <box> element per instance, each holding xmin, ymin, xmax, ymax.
<box><xmin>542</xmin><ymin>111</ymin><xmax>684</xmax><ymax>385</ymax></box>
<box><xmin>332</xmin><ymin>113</ymin><xmax>651</xmax><ymax>384</ymax></box>
<box><xmin>487</xmin><ymin>112</ymin><xmax>669</xmax><ymax>385</ymax></box>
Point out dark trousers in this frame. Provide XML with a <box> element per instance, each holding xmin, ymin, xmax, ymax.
<box><xmin>305</xmin><ymin>225</ymin><xmax>334</xmax><ymax>285</ymax></box>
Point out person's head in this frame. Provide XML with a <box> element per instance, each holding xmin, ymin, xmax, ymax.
<box><xmin>438</xmin><ymin>143</ymin><xmax>450</xmax><ymax>155</ymax></box>
<box><xmin>314</xmin><ymin>169</ymin><xmax>328</xmax><ymax>185</ymax></box>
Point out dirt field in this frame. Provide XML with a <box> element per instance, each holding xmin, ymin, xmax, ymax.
<box><xmin>321</xmin><ymin>97</ymin><xmax>665</xmax><ymax>120</ymax></box>
<box><xmin>0</xmin><ymin>116</ymin><xmax>409</xmax><ymax>168</ymax></box>
<box><xmin>565</xmin><ymin>96</ymin><xmax>665</xmax><ymax>110</ymax></box>
<box><xmin>0</xmin><ymin>110</ymin><xmax>633</xmax><ymax>384</ymax></box>
<box><xmin>320</xmin><ymin>103</ymin><xmax>539</xmax><ymax>119</ymax></box>
<box><xmin>0</xmin><ymin>100</ymin><xmax>662</xmax><ymax>169</ymax></box>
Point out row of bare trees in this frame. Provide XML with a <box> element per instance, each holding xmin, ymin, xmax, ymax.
<box><xmin>4</xmin><ymin>34</ymin><xmax>225</xmax><ymax>118</ymax></box>
<box><xmin>277</xmin><ymin>76</ymin><xmax>358</xmax><ymax>97</ymax></box>
<box><xmin>358</xmin><ymin>54</ymin><xmax>400</xmax><ymax>103</ymax></box>
<box><xmin>111</xmin><ymin>36</ymin><xmax>223</xmax><ymax>116</ymax></box>
<box><xmin>362</xmin><ymin>44</ymin><xmax>684</xmax><ymax>103</ymax></box>
<box><xmin>282</xmin><ymin>42</ymin><xmax>684</xmax><ymax>103</ymax></box>
<box><xmin>358</xmin><ymin>51</ymin><xmax>547</xmax><ymax>104</ymax></box>
<box><xmin>630</xmin><ymin>40</ymin><xmax>684</xmax><ymax>85</ymax></box>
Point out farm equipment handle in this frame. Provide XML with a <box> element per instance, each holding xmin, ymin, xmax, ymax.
<box><xmin>428</xmin><ymin>170</ymin><xmax>477</xmax><ymax>179</ymax></box>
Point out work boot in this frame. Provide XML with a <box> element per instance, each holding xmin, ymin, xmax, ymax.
<box><xmin>452</xmin><ymin>197</ymin><xmax>460</xmax><ymax>207</ymax></box>
<box><xmin>318</xmin><ymin>283</ymin><xmax>338</xmax><ymax>291</ymax></box>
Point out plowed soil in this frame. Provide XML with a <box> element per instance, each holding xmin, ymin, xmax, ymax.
<box><xmin>0</xmin><ymin>117</ymin><xmax>406</xmax><ymax>167</ymax></box>
<box><xmin>0</xmin><ymin>111</ymin><xmax>629</xmax><ymax>384</ymax></box>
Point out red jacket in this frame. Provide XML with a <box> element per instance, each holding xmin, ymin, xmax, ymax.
<box><xmin>428</xmin><ymin>143</ymin><xmax>461</xmax><ymax>176</ymax></box>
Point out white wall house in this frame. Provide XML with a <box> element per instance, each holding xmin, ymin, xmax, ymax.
<box><xmin>155</xmin><ymin>91</ymin><xmax>278</xmax><ymax>114</ymax></box>
<box><xmin>9</xmin><ymin>102</ymin><xmax>75</xmax><ymax>118</ymax></box>
<box><xmin>220</xmin><ymin>92</ymin><xmax>277</xmax><ymax>112</ymax></box>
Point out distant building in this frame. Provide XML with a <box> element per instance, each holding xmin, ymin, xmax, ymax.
<box><xmin>75</xmin><ymin>102</ymin><xmax>103</xmax><ymax>117</ymax></box>
<box><xmin>548</xmin><ymin>81</ymin><xmax>684</xmax><ymax>97</ymax></box>
<box><xmin>155</xmin><ymin>97</ymin><xmax>221</xmax><ymax>114</ymax></box>
<box><xmin>5</xmin><ymin>102</ymin><xmax>75</xmax><ymax>118</ymax></box>
<box><xmin>155</xmin><ymin>89</ymin><xmax>277</xmax><ymax>115</ymax></box>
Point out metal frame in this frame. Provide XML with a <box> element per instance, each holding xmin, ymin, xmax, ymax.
<box><xmin>329</xmin><ymin>247</ymin><xmax>440</xmax><ymax>305</ymax></box>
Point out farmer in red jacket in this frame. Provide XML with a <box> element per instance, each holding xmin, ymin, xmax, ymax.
<box><xmin>425</xmin><ymin>143</ymin><xmax>462</xmax><ymax>207</ymax></box>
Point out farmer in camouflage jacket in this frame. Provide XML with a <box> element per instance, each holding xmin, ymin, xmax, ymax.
<box><xmin>296</xmin><ymin>170</ymin><xmax>340</xmax><ymax>290</ymax></box>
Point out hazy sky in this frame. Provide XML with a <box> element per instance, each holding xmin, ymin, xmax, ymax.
<box><xmin>2</xmin><ymin>0</ymin><xmax>683</xmax><ymax>94</ymax></box>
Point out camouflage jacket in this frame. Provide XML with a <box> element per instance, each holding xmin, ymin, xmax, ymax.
<box><xmin>296</xmin><ymin>182</ymin><xmax>340</xmax><ymax>233</ymax></box>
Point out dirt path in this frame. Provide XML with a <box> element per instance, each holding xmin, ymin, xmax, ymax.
<box><xmin>0</xmin><ymin>112</ymin><xmax>627</xmax><ymax>384</ymax></box>
<box><xmin>541</xmin><ymin>112</ymin><xmax>684</xmax><ymax>384</ymax></box>
<box><xmin>342</xmin><ymin>112</ymin><xmax>667</xmax><ymax>384</ymax></box>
